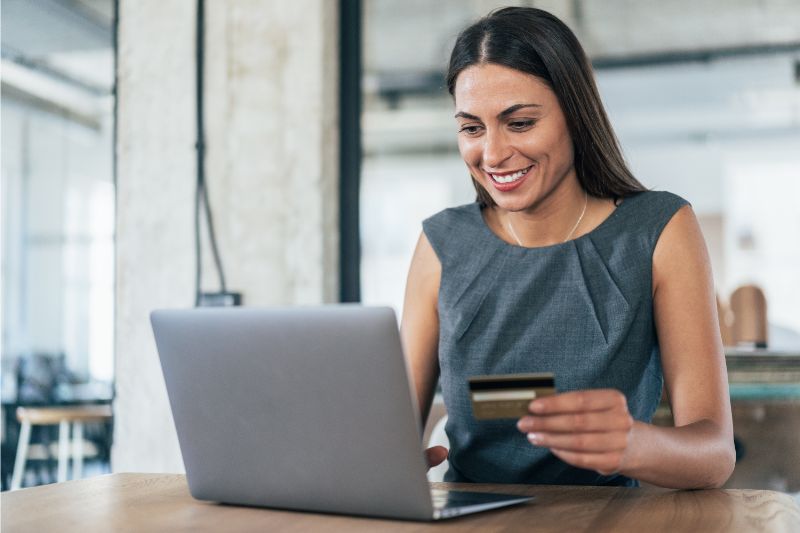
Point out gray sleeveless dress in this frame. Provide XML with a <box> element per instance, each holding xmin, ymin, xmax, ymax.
<box><xmin>422</xmin><ymin>190</ymin><xmax>689</xmax><ymax>487</ymax></box>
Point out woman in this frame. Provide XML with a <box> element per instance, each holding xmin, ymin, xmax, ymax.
<box><xmin>401</xmin><ymin>7</ymin><xmax>735</xmax><ymax>488</ymax></box>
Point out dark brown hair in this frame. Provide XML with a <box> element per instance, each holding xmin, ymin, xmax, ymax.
<box><xmin>447</xmin><ymin>7</ymin><xmax>646</xmax><ymax>206</ymax></box>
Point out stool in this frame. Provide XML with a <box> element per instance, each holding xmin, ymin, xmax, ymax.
<box><xmin>10</xmin><ymin>405</ymin><xmax>112</xmax><ymax>490</ymax></box>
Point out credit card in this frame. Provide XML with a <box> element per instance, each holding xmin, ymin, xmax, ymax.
<box><xmin>468</xmin><ymin>372</ymin><xmax>556</xmax><ymax>420</ymax></box>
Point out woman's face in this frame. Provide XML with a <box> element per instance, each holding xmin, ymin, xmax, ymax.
<box><xmin>453</xmin><ymin>63</ymin><xmax>577</xmax><ymax>212</ymax></box>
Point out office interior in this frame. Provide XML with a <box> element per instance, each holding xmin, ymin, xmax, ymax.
<box><xmin>1</xmin><ymin>0</ymin><xmax>799</xmax><ymax>509</ymax></box>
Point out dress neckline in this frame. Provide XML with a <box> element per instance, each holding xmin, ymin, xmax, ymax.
<box><xmin>474</xmin><ymin>194</ymin><xmax>632</xmax><ymax>252</ymax></box>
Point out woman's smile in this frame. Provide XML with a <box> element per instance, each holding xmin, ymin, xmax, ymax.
<box><xmin>485</xmin><ymin>165</ymin><xmax>534</xmax><ymax>191</ymax></box>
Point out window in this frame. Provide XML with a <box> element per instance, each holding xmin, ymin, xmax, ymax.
<box><xmin>1</xmin><ymin>0</ymin><xmax>115</xmax><ymax>391</ymax></box>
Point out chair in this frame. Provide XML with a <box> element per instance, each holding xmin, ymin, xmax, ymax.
<box><xmin>10</xmin><ymin>405</ymin><xmax>112</xmax><ymax>490</ymax></box>
<box><xmin>729</xmin><ymin>285</ymin><xmax>768</xmax><ymax>348</ymax></box>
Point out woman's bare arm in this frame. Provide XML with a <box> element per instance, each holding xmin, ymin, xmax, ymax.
<box><xmin>621</xmin><ymin>204</ymin><xmax>736</xmax><ymax>488</ymax></box>
<box><xmin>400</xmin><ymin>231</ymin><xmax>441</xmax><ymax>430</ymax></box>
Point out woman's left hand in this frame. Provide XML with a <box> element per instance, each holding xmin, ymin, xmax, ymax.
<box><xmin>516</xmin><ymin>389</ymin><xmax>635</xmax><ymax>476</ymax></box>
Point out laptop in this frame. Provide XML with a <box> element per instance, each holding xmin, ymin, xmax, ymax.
<box><xmin>151</xmin><ymin>305</ymin><xmax>533</xmax><ymax>521</ymax></box>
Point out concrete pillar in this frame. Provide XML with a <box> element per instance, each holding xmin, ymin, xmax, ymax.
<box><xmin>114</xmin><ymin>0</ymin><xmax>339</xmax><ymax>473</ymax></box>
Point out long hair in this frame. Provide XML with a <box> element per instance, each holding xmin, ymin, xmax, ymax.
<box><xmin>447</xmin><ymin>7</ymin><xmax>646</xmax><ymax>206</ymax></box>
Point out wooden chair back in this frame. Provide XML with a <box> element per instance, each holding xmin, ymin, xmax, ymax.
<box><xmin>729</xmin><ymin>285</ymin><xmax>768</xmax><ymax>348</ymax></box>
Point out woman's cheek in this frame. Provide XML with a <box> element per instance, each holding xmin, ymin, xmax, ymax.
<box><xmin>458</xmin><ymin>137</ymin><xmax>480</xmax><ymax>163</ymax></box>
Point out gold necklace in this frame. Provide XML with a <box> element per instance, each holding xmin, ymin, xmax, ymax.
<box><xmin>506</xmin><ymin>191</ymin><xmax>588</xmax><ymax>247</ymax></box>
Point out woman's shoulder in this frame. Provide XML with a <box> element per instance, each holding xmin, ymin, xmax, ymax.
<box><xmin>422</xmin><ymin>202</ymin><xmax>485</xmax><ymax>261</ymax></box>
<box><xmin>422</xmin><ymin>202</ymin><xmax>481</xmax><ymax>235</ymax></box>
<box><xmin>610</xmin><ymin>190</ymin><xmax>691</xmax><ymax>234</ymax></box>
<box><xmin>621</xmin><ymin>190</ymin><xmax>690</xmax><ymax>213</ymax></box>
<box><xmin>589</xmin><ymin>190</ymin><xmax>691</xmax><ymax>254</ymax></box>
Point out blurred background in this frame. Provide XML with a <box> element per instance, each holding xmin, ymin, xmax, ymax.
<box><xmin>1</xmin><ymin>0</ymin><xmax>798</xmax><ymax>498</ymax></box>
<box><xmin>2</xmin><ymin>0</ymin><xmax>114</xmax><ymax>490</ymax></box>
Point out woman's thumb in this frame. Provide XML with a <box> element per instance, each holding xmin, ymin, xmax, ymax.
<box><xmin>425</xmin><ymin>445</ymin><xmax>449</xmax><ymax>468</ymax></box>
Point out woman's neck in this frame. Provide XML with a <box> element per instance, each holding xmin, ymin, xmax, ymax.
<box><xmin>497</xmin><ymin>178</ymin><xmax>589</xmax><ymax>247</ymax></box>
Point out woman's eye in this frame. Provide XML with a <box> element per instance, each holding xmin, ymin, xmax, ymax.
<box><xmin>509</xmin><ymin>120</ymin><xmax>535</xmax><ymax>130</ymax></box>
<box><xmin>459</xmin><ymin>125</ymin><xmax>482</xmax><ymax>135</ymax></box>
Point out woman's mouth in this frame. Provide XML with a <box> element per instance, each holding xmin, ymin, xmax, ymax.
<box><xmin>486</xmin><ymin>165</ymin><xmax>533</xmax><ymax>191</ymax></box>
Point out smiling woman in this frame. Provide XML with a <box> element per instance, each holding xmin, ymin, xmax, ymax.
<box><xmin>453</xmin><ymin>65</ymin><xmax>595</xmax><ymax>246</ymax></box>
<box><xmin>401</xmin><ymin>6</ymin><xmax>736</xmax><ymax>490</ymax></box>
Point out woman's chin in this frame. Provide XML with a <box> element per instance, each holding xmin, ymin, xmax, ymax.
<box><xmin>491</xmin><ymin>196</ymin><xmax>531</xmax><ymax>213</ymax></box>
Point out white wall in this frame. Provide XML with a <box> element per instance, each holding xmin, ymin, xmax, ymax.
<box><xmin>113</xmin><ymin>0</ymin><xmax>339</xmax><ymax>473</ymax></box>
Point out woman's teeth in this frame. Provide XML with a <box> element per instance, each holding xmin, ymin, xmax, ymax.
<box><xmin>491</xmin><ymin>167</ymin><xmax>530</xmax><ymax>183</ymax></box>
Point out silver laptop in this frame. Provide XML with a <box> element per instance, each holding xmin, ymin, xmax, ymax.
<box><xmin>151</xmin><ymin>305</ymin><xmax>533</xmax><ymax>521</ymax></box>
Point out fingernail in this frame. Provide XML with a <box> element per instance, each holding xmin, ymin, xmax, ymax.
<box><xmin>516</xmin><ymin>419</ymin><xmax>526</xmax><ymax>431</ymax></box>
<box><xmin>530</xmin><ymin>401</ymin><xmax>544</xmax><ymax>413</ymax></box>
<box><xmin>527</xmin><ymin>432</ymin><xmax>541</xmax><ymax>443</ymax></box>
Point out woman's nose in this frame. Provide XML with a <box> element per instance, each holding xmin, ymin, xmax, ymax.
<box><xmin>482</xmin><ymin>129</ymin><xmax>513</xmax><ymax>168</ymax></box>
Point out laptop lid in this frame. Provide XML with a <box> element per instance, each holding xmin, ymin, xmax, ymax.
<box><xmin>151</xmin><ymin>306</ymin><xmax>437</xmax><ymax>520</ymax></box>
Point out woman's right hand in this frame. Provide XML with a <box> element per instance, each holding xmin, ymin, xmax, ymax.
<box><xmin>425</xmin><ymin>445</ymin><xmax>449</xmax><ymax>470</ymax></box>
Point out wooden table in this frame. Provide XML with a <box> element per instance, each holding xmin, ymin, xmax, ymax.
<box><xmin>3</xmin><ymin>474</ymin><xmax>799</xmax><ymax>532</ymax></box>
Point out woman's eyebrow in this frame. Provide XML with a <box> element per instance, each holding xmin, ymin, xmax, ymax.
<box><xmin>454</xmin><ymin>111</ymin><xmax>480</xmax><ymax>120</ymax></box>
<box><xmin>454</xmin><ymin>103</ymin><xmax>542</xmax><ymax>120</ymax></box>
<box><xmin>499</xmin><ymin>103</ymin><xmax>542</xmax><ymax>118</ymax></box>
